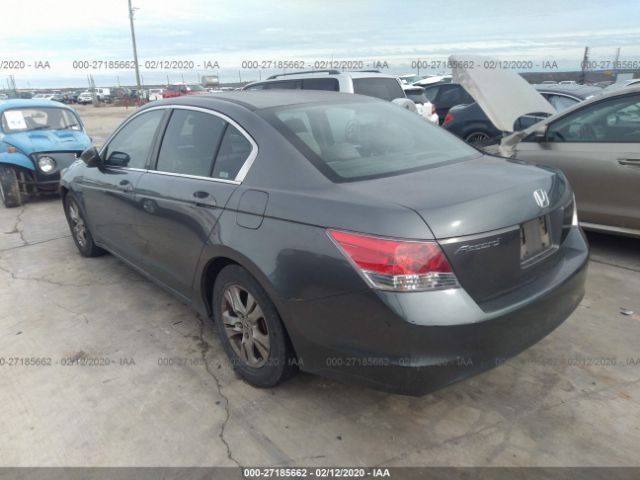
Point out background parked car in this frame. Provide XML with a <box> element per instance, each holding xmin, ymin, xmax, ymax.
<box><xmin>603</xmin><ymin>78</ymin><xmax>640</xmax><ymax>93</ymax></box>
<box><xmin>148</xmin><ymin>88</ymin><xmax>165</xmax><ymax>101</ymax></box>
<box><xmin>443</xmin><ymin>84</ymin><xmax>601</xmax><ymax>145</ymax></box>
<box><xmin>162</xmin><ymin>83</ymin><xmax>208</xmax><ymax>98</ymax></box>
<box><xmin>243</xmin><ymin>70</ymin><xmax>407</xmax><ymax>103</ymax></box>
<box><xmin>402</xmin><ymin>85</ymin><xmax>439</xmax><ymax>123</ymax></box>
<box><xmin>502</xmin><ymin>86</ymin><xmax>640</xmax><ymax>238</ymax></box>
<box><xmin>0</xmin><ymin>100</ymin><xmax>91</xmax><ymax>207</ymax></box>
<box><xmin>421</xmin><ymin>83</ymin><xmax>475</xmax><ymax>124</ymax></box>
<box><xmin>77</xmin><ymin>91</ymin><xmax>93</xmax><ymax>104</ymax></box>
<box><xmin>61</xmin><ymin>92</ymin><xmax>78</xmax><ymax>104</ymax></box>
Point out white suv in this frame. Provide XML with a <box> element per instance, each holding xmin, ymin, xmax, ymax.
<box><xmin>243</xmin><ymin>70</ymin><xmax>402</xmax><ymax>97</ymax></box>
<box><xmin>243</xmin><ymin>70</ymin><xmax>438</xmax><ymax>123</ymax></box>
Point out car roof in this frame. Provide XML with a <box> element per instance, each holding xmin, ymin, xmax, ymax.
<box><xmin>144</xmin><ymin>90</ymin><xmax>378</xmax><ymax>111</ymax></box>
<box><xmin>0</xmin><ymin>99</ymin><xmax>76</xmax><ymax>111</ymax></box>
<box><xmin>533</xmin><ymin>83</ymin><xmax>602</xmax><ymax>99</ymax></box>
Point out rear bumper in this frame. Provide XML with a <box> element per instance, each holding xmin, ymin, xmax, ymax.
<box><xmin>283</xmin><ymin>227</ymin><xmax>588</xmax><ymax>395</ymax></box>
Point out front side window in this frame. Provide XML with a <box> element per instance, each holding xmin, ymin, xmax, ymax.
<box><xmin>157</xmin><ymin>109</ymin><xmax>226</xmax><ymax>177</ymax></box>
<box><xmin>1</xmin><ymin>108</ymin><xmax>80</xmax><ymax>133</ymax></box>
<box><xmin>547</xmin><ymin>94</ymin><xmax>640</xmax><ymax>143</ymax></box>
<box><xmin>103</xmin><ymin>110</ymin><xmax>164</xmax><ymax>168</ymax></box>
<box><xmin>263</xmin><ymin>101</ymin><xmax>479</xmax><ymax>182</ymax></box>
<box><xmin>352</xmin><ymin>78</ymin><xmax>404</xmax><ymax>101</ymax></box>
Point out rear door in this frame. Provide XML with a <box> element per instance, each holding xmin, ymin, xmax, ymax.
<box><xmin>515</xmin><ymin>93</ymin><xmax>640</xmax><ymax>231</ymax></box>
<box><xmin>135</xmin><ymin>107</ymin><xmax>256</xmax><ymax>298</ymax></box>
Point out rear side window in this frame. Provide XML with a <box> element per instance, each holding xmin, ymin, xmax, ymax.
<box><xmin>263</xmin><ymin>80</ymin><xmax>301</xmax><ymax>90</ymax></box>
<box><xmin>352</xmin><ymin>78</ymin><xmax>404</xmax><ymax>101</ymax></box>
<box><xmin>302</xmin><ymin>78</ymin><xmax>339</xmax><ymax>91</ymax></box>
<box><xmin>212</xmin><ymin>125</ymin><xmax>253</xmax><ymax>180</ymax></box>
<box><xmin>156</xmin><ymin>109</ymin><xmax>226</xmax><ymax>177</ymax></box>
<box><xmin>264</xmin><ymin>101</ymin><xmax>478</xmax><ymax>182</ymax></box>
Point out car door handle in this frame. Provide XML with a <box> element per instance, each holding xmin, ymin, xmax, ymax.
<box><xmin>618</xmin><ymin>158</ymin><xmax>640</xmax><ymax>166</ymax></box>
<box><xmin>118</xmin><ymin>180</ymin><xmax>134</xmax><ymax>192</ymax></box>
<box><xmin>193</xmin><ymin>190</ymin><xmax>209</xmax><ymax>199</ymax></box>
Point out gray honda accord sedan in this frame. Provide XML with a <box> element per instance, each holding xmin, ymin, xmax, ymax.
<box><xmin>60</xmin><ymin>91</ymin><xmax>588</xmax><ymax>395</ymax></box>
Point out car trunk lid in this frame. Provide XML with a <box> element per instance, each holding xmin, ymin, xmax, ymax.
<box><xmin>344</xmin><ymin>155</ymin><xmax>573</xmax><ymax>307</ymax></box>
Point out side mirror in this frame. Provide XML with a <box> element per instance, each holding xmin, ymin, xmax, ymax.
<box><xmin>532</xmin><ymin>124</ymin><xmax>548</xmax><ymax>142</ymax></box>
<box><xmin>105</xmin><ymin>151</ymin><xmax>131</xmax><ymax>167</ymax></box>
<box><xmin>80</xmin><ymin>146</ymin><xmax>102</xmax><ymax>167</ymax></box>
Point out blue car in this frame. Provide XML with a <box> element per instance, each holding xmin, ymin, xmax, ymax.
<box><xmin>0</xmin><ymin>99</ymin><xmax>91</xmax><ymax>207</ymax></box>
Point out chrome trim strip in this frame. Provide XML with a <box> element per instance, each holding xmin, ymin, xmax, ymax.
<box><xmin>143</xmin><ymin>169</ymin><xmax>240</xmax><ymax>185</ymax></box>
<box><xmin>581</xmin><ymin>222</ymin><xmax>640</xmax><ymax>238</ymax></box>
<box><xmin>438</xmin><ymin>225</ymin><xmax>519</xmax><ymax>245</ymax></box>
<box><xmin>98</xmin><ymin>104</ymin><xmax>258</xmax><ymax>183</ymax></box>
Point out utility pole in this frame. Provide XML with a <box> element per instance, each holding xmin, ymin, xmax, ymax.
<box><xmin>579</xmin><ymin>46</ymin><xmax>590</xmax><ymax>85</ymax></box>
<box><xmin>613</xmin><ymin>47</ymin><xmax>621</xmax><ymax>81</ymax></box>
<box><xmin>128</xmin><ymin>0</ymin><xmax>143</xmax><ymax>101</ymax></box>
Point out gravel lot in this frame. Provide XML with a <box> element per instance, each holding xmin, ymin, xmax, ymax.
<box><xmin>1</xmin><ymin>106</ymin><xmax>639</xmax><ymax>467</ymax></box>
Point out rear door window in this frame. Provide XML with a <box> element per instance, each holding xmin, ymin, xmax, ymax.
<box><xmin>352</xmin><ymin>78</ymin><xmax>404</xmax><ymax>101</ymax></box>
<box><xmin>156</xmin><ymin>109</ymin><xmax>226</xmax><ymax>177</ymax></box>
<box><xmin>212</xmin><ymin>125</ymin><xmax>254</xmax><ymax>180</ymax></box>
<box><xmin>302</xmin><ymin>78</ymin><xmax>339</xmax><ymax>91</ymax></box>
<box><xmin>263</xmin><ymin>80</ymin><xmax>302</xmax><ymax>90</ymax></box>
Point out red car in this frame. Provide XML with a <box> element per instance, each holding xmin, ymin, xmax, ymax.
<box><xmin>162</xmin><ymin>83</ymin><xmax>208</xmax><ymax>99</ymax></box>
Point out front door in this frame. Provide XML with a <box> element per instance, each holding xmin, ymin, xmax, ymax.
<box><xmin>80</xmin><ymin>109</ymin><xmax>166</xmax><ymax>261</ymax></box>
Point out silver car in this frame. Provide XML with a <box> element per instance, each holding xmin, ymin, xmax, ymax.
<box><xmin>503</xmin><ymin>87</ymin><xmax>640</xmax><ymax>237</ymax></box>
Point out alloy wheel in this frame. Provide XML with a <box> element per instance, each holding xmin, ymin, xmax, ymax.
<box><xmin>466</xmin><ymin>132</ymin><xmax>490</xmax><ymax>145</ymax></box>
<box><xmin>221</xmin><ymin>284</ymin><xmax>270</xmax><ymax>368</ymax></box>
<box><xmin>68</xmin><ymin>200</ymin><xmax>87</xmax><ymax>248</ymax></box>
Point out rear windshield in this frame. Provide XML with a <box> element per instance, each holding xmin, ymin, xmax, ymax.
<box><xmin>352</xmin><ymin>78</ymin><xmax>405</xmax><ymax>101</ymax></box>
<box><xmin>261</xmin><ymin>101</ymin><xmax>479</xmax><ymax>182</ymax></box>
<box><xmin>405</xmin><ymin>90</ymin><xmax>427</xmax><ymax>104</ymax></box>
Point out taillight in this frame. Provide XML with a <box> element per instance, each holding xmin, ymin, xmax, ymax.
<box><xmin>328</xmin><ymin>229</ymin><xmax>459</xmax><ymax>292</ymax></box>
<box><xmin>443</xmin><ymin>112</ymin><xmax>454</xmax><ymax>125</ymax></box>
<box><xmin>431</xmin><ymin>103</ymin><xmax>436</xmax><ymax>115</ymax></box>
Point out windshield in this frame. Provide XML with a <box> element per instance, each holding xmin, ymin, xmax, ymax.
<box><xmin>1</xmin><ymin>107</ymin><xmax>81</xmax><ymax>133</ymax></box>
<box><xmin>187</xmin><ymin>84</ymin><xmax>206</xmax><ymax>91</ymax></box>
<box><xmin>262</xmin><ymin>101</ymin><xmax>479</xmax><ymax>182</ymax></box>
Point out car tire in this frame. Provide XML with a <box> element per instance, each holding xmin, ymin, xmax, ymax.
<box><xmin>212</xmin><ymin>265</ymin><xmax>297</xmax><ymax>388</ymax></box>
<box><xmin>0</xmin><ymin>165</ymin><xmax>24</xmax><ymax>208</ymax></box>
<box><xmin>464</xmin><ymin>130</ymin><xmax>492</xmax><ymax>146</ymax></box>
<box><xmin>63</xmin><ymin>193</ymin><xmax>106</xmax><ymax>257</ymax></box>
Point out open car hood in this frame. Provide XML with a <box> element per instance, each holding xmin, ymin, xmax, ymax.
<box><xmin>449</xmin><ymin>54</ymin><xmax>555</xmax><ymax>133</ymax></box>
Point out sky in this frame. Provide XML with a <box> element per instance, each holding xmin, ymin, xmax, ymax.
<box><xmin>1</xmin><ymin>0</ymin><xmax>639</xmax><ymax>88</ymax></box>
